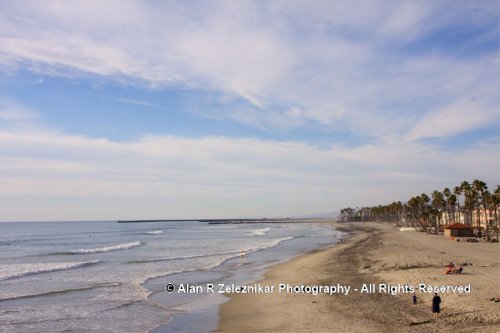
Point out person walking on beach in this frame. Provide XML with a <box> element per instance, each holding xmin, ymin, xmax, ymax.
<box><xmin>432</xmin><ymin>293</ymin><xmax>441</xmax><ymax>318</ymax></box>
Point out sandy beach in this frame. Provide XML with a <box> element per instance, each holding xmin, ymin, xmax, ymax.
<box><xmin>216</xmin><ymin>222</ymin><xmax>499</xmax><ymax>332</ymax></box>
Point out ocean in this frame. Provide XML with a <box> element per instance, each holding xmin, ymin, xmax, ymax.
<box><xmin>0</xmin><ymin>220</ymin><xmax>339</xmax><ymax>332</ymax></box>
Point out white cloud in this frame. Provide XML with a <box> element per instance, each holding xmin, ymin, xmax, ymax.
<box><xmin>1</xmin><ymin>126</ymin><xmax>498</xmax><ymax>220</ymax></box>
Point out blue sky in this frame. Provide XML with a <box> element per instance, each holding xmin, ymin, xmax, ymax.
<box><xmin>0</xmin><ymin>0</ymin><xmax>499</xmax><ymax>221</ymax></box>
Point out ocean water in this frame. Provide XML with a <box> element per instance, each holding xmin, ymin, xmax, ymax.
<box><xmin>0</xmin><ymin>220</ymin><xmax>338</xmax><ymax>332</ymax></box>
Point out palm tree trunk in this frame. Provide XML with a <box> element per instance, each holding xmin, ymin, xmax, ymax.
<box><xmin>483</xmin><ymin>204</ymin><xmax>490</xmax><ymax>240</ymax></box>
<box><xmin>495</xmin><ymin>204</ymin><xmax>499</xmax><ymax>240</ymax></box>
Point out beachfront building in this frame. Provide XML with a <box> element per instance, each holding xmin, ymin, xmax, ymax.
<box><xmin>443</xmin><ymin>223</ymin><xmax>474</xmax><ymax>238</ymax></box>
<box><xmin>359</xmin><ymin>207</ymin><xmax>373</xmax><ymax>221</ymax></box>
<box><xmin>440</xmin><ymin>207</ymin><xmax>499</xmax><ymax>230</ymax></box>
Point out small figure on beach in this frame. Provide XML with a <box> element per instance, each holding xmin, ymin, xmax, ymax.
<box><xmin>445</xmin><ymin>262</ymin><xmax>455</xmax><ymax>274</ymax></box>
<box><xmin>432</xmin><ymin>293</ymin><xmax>441</xmax><ymax>318</ymax></box>
<box><xmin>445</xmin><ymin>263</ymin><xmax>463</xmax><ymax>274</ymax></box>
<box><xmin>412</xmin><ymin>292</ymin><xmax>417</xmax><ymax>305</ymax></box>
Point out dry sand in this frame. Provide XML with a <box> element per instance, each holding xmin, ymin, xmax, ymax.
<box><xmin>216</xmin><ymin>222</ymin><xmax>499</xmax><ymax>332</ymax></box>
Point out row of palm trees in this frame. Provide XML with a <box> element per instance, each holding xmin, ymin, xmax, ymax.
<box><xmin>340</xmin><ymin>180</ymin><xmax>500</xmax><ymax>240</ymax></box>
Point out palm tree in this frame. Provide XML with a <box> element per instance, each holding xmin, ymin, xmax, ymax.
<box><xmin>482</xmin><ymin>189</ymin><xmax>492</xmax><ymax>240</ymax></box>
<box><xmin>406</xmin><ymin>194</ymin><xmax>432</xmax><ymax>229</ymax></box>
<box><xmin>395</xmin><ymin>201</ymin><xmax>404</xmax><ymax>224</ymax></box>
<box><xmin>443</xmin><ymin>188</ymin><xmax>452</xmax><ymax>224</ymax></box>
<box><xmin>453</xmin><ymin>186</ymin><xmax>462</xmax><ymax>223</ymax></box>
<box><xmin>493</xmin><ymin>186</ymin><xmax>500</xmax><ymax>239</ymax></box>
<box><xmin>473</xmin><ymin>179</ymin><xmax>489</xmax><ymax>239</ymax></box>
<box><xmin>421</xmin><ymin>193</ymin><xmax>431</xmax><ymax>228</ymax></box>
<box><xmin>421</xmin><ymin>193</ymin><xmax>430</xmax><ymax>205</ymax></box>
<box><xmin>448</xmin><ymin>193</ymin><xmax>457</xmax><ymax>224</ymax></box>
<box><xmin>431</xmin><ymin>190</ymin><xmax>445</xmax><ymax>229</ymax></box>
<box><xmin>461</xmin><ymin>181</ymin><xmax>473</xmax><ymax>226</ymax></box>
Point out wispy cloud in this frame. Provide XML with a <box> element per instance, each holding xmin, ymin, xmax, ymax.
<box><xmin>0</xmin><ymin>0</ymin><xmax>497</xmax><ymax>140</ymax></box>
<box><xmin>0</xmin><ymin>98</ymin><xmax>39</xmax><ymax>122</ymax></box>
<box><xmin>407</xmin><ymin>98</ymin><xmax>497</xmax><ymax>140</ymax></box>
<box><xmin>113</xmin><ymin>97</ymin><xmax>157</xmax><ymax>108</ymax></box>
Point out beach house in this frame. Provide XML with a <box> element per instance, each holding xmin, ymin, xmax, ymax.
<box><xmin>443</xmin><ymin>223</ymin><xmax>474</xmax><ymax>238</ymax></box>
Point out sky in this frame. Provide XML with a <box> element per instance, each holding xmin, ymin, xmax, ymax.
<box><xmin>0</xmin><ymin>0</ymin><xmax>499</xmax><ymax>221</ymax></box>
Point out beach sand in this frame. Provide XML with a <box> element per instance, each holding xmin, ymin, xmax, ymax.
<box><xmin>216</xmin><ymin>222</ymin><xmax>499</xmax><ymax>332</ymax></box>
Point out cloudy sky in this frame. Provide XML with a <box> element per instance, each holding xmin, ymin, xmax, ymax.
<box><xmin>0</xmin><ymin>0</ymin><xmax>499</xmax><ymax>221</ymax></box>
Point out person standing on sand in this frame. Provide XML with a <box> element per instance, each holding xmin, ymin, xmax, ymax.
<box><xmin>412</xmin><ymin>292</ymin><xmax>417</xmax><ymax>305</ymax></box>
<box><xmin>432</xmin><ymin>293</ymin><xmax>441</xmax><ymax>318</ymax></box>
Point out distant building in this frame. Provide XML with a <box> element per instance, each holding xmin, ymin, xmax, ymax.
<box><xmin>443</xmin><ymin>223</ymin><xmax>474</xmax><ymax>238</ymax></box>
<box><xmin>439</xmin><ymin>207</ymin><xmax>499</xmax><ymax>230</ymax></box>
<box><xmin>359</xmin><ymin>207</ymin><xmax>373</xmax><ymax>221</ymax></box>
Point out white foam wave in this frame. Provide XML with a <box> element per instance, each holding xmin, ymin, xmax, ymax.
<box><xmin>145</xmin><ymin>230</ymin><xmax>163</xmax><ymax>235</ymax></box>
<box><xmin>72</xmin><ymin>241</ymin><xmax>142</xmax><ymax>254</ymax></box>
<box><xmin>247</xmin><ymin>227</ymin><xmax>272</xmax><ymax>236</ymax></box>
<box><xmin>131</xmin><ymin>251</ymin><xmax>243</xmax><ymax>264</ymax></box>
<box><xmin>0</xmin><ymin>261</ymin><xmax>99</xmax><ymax>281</ymax></box>
<box><xmin>137</xmin><ymin>236</ymin><xmax>294</xmax><ymax>265</ymax></box>
<box><xmin>246</xmin><ymin>236</ymin><xmax>293</xmax><ymax>253</ymax></box>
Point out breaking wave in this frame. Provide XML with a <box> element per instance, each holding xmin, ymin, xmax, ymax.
<box><xmin>72</xmin><ymin>241</ymin><xmax>142</xmax><ymax>254</ymax></box>
<box><xmin>0</xmin><ymin>261</ymin><xmax>100</xmax><ymax>281</ymax></box>
<box><xmin>247</xmin><ymin>227</ymin><xmax>271</xmax><ymax>236</ymax></box>
<box><xmin>0</xmin><ymin>282</ymin><xmax>120</xmax><ymax>302</ymax></box>
<box><xmin>144</xmin><ymin>230</ymin><xmax>163</xmax><ymax>235</ymax></box>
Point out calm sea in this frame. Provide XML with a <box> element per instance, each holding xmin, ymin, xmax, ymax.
<box><xmin>0</xmin><ymin>220</ymin><xmax>339</xmax><ymax>332</ymax></box>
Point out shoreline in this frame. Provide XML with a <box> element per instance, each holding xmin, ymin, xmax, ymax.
<box><xmin>216</xmin><ymin>222</ymin><xmax>499</xmax><ymax>332</ymax></box>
